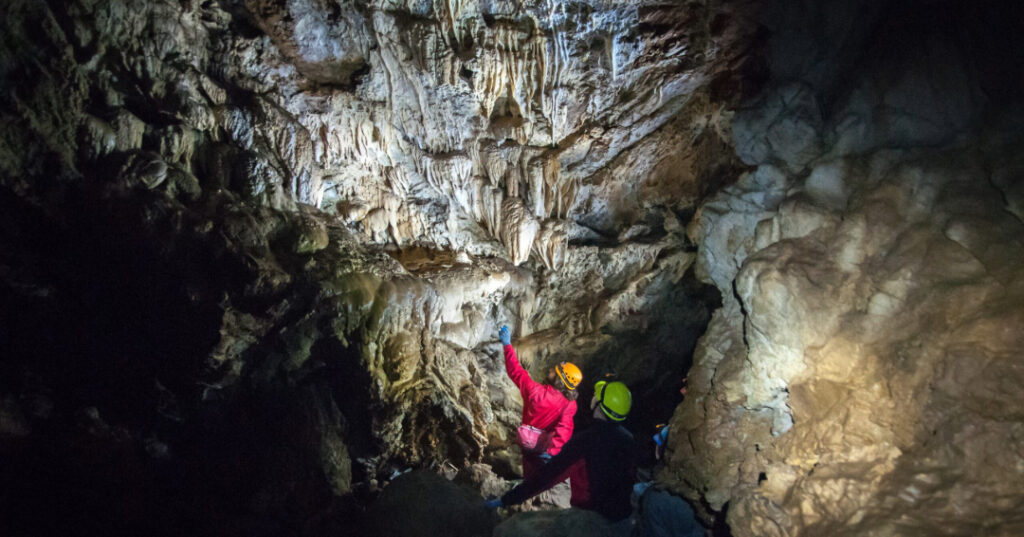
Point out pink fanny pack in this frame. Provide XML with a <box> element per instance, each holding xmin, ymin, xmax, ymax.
<box><xmin>517</xmin><ymin>397</ymin><xmax>571</xmax><ymax>454</ymax></box>
<box><xmin>517</xmin><ymin>424</ymin><xmax>551</xmax><ymax>453</ymax></box>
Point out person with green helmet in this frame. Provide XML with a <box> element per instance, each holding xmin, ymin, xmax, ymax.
<box><xmin>486</xmin><ymin>380</ymin><xmax>637</xmax><ymax>532</ymax></box>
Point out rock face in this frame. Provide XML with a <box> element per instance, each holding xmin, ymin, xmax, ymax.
<box><xmin>0</xmin><ymin>0</ymin><xmax>738</xmax><ymax>534</ymax></box>
<box><xmin>660</xmin><ymin>2</ymin><xmax>1024</xmax><ymax>536</ymax></box>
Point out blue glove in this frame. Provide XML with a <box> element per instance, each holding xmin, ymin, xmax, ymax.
<box><xmin>484</xmin><ymin>498</ymin><xmax>503</xmax><ymax>509</ymax></box>
<box><xmin>538</xmin><ymin>453</ymin><xmax>552</xmax><ymax>463</ymax></box>
<box><xmin>653</xmin><ymin>426</ymin><xmax>669</xmax><ymax>446</ymax></box>
<box><xmin>498</xmin><ymin>325</ymin><xmax>511</xmax><ymax>346</ymax></box>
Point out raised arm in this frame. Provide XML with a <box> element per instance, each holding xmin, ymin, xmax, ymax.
<box><xmin>546</xmin><ymin>399</ymin><xmax>577</xmax><ymax>456</ymax></box>
<box><xmin>500</xmin><ymin>326</ymin><xmax>540</xmax><ymax>396</ymax></box>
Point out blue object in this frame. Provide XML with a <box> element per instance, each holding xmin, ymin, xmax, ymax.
<box><xmin>653</xmin><ymin>426</ymin><xmax>669</xmax><ymax>446</ymax></box>
<box><xmin>639</xmin><ymin>488</ymin><xmax>704</xmax><ymax>537</ymax></box>
<box><xmin>484</xmin><ymin>498</ymin><xmax>503</xmax><ymax>509</ymax></box>
<box><xmin>634</xmin><ymin>481</ymin><xmax>653</xmax><ymax>498</ymax></box>
<box><xmin>538</xmin><ymin>452</ymin><xmax>552</xmax><ymax>463</ymax></box>
<box><xmin>498</xmin><ymin>325</ymin><xmax>511</xmax><ymax>345</ymax></box>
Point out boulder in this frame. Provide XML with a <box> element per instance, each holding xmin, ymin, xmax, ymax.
<box><xmin>364</xmin><ymin>471</ymin><xmax>498</xmax><ymax>537</ymax></box>
<box><xmin>494</xmin><ymin>508</ymin><xmax>622</xmax><ymax>537</ymax></box>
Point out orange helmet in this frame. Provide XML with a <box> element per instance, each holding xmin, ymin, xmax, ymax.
<box><xmin>555</xmin><ymin>362</ymin><xmax>582</xmax><ymax>391</ymax></box>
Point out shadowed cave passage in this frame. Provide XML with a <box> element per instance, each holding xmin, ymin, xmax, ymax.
<box><xmin>3</xmin><ymin>0</ymin><xmax>1024</xmax><ymax>536</ymax></box>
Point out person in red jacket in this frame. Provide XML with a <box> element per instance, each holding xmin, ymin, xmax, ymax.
<box><xmin>498</xmin><ymin>325</ymin><xmax>582</xmax><ymax>480</ymax></box>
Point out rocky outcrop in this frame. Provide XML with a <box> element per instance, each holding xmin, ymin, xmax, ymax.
<box><xmin>661</xmin><ymin>1</ymin><xmax>1024</xmax><ymax>536</ymax></box>
<box><xmin>362</xmin><ymin>470</ymin><xmax>498</xmax><ymax>537</ymax></box>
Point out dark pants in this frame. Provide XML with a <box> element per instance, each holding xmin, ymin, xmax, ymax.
<box><xmin>522</xmin><ymin>453</ymin><xmax>586</xmax><ymax>507</ymax></box>
<box><xmin>639</xmin><ymin>488</ymin><xmax>704</xmax><ymax>537</ymax></box>
<box><xmin>522</xmin><ymin>452</ymin><xmax>543</xmax><ymax>480</ymax></box>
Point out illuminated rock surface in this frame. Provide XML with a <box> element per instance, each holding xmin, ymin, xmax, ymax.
<box><xmin>659</xmin><ymin>2</ymin><xmax>1024</xmax><ymax>537</ymax></box>
<box><xmin>2</xmin><ymin>0</ymin><xmax>1023</xmax><ymax>536</ymax></box>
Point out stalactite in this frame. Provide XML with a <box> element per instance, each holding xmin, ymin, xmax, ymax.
<box><xmin>531</xmin><ymin>220</ymin><xmax>568</xmax><ymax>271</ymax></box>
<box><xmin>477</xmin><ymin>183</ymin><xmax>505</xmax><ymax>238</ymax></box>
<box><xmin>385</xmin><ymin>166</ymin><xmax>410</xmax><ymax>199</ymax></box>
<box><xmin>499</xmin><ymin>197</ymin><xmax>540</xmax><ymax>266</ymax></box>
<box><xmin>423</xmin><ymin>154</ymin><xmax>474</xmax><ymax>213</ymax></box>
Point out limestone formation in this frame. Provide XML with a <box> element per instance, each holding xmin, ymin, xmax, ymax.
<box><xmin>660</xmin><ymin>2</ymin><xmax>1024</xmax><ymax>536</ymax></box>
<box><xmin>2</xmin><ymin>0</ymin><xmax>745</xmax><ymax>533</ymax></box>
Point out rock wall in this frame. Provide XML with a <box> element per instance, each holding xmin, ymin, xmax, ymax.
<box><xmin>2</xmin><ymin>0</ymin><xmax>754</xmax><ymax>261</ymax></box>
<box><xmin>660</xmin><ymin>1</ymin><xmax>1024</xmax><ymax>536</ymax></box>
<box><xmin>0</xmin><ymin>0</ymin><xmax>741</xmax><ymax>534</ymax></box>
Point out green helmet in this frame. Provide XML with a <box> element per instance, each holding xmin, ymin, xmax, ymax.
<box><xmin>594</xmin><ymin>381</ymin><xmax>631</xmax><ymax>421</ymax></box>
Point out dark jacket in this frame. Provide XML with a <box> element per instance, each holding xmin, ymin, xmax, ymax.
<box><xmin>502</xmin><ymin>419</ymin><xmax>636</xmax><ymax>521</ymax></box>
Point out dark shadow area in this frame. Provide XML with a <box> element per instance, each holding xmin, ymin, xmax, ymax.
<box><xmin>0</xmin><ymin>188</ymin><xmax>223</xmax><ymax>418</ymax></box>
<box><xmin>0</xmin><ymin>184</ymin><xmax>367</xmax><ymax>536</ymax></box>
<box><xmin>0</xmin><ymin>187</ymin><xmax>223</xmax><ymax>536</ymax></box>
<box><xmin>575</xmin><ymin>267</ymin><xmax>721</xmax><ymax>444</ymax></box>
<box><xmin>314</xmin><ymin>330</ymin><xmax>378</xmax><ymax>485</ymax></box>
<box><xmin>853</xmin><ymin>1</ymin><xmax>1024</xmax><ymax>109</ymax></box>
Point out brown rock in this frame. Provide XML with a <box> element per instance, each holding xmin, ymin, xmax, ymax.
<box><xmin>364</xmin><ymin>470</ymin><xmax>497</xmax><ymax>537</ymax></box>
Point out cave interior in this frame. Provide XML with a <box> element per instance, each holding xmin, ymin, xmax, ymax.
<box><xmin>2</xmin><ymin>0</ymin><xmax>1024</xmax><ymax>536</ymax></box>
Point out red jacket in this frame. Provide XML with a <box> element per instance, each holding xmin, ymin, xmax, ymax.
<box><xmin>504</xmin><ymin>344</ymin><xmax>577</xmax><ymax>456</ymax></box>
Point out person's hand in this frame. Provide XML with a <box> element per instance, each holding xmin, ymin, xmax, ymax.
<box><xmin>538</xmin><ymin>453</ymin><xmax>552</xmax><ymax>463</ymax></box>
<box><xmin>484</xmin><ymin>498</ymin><xmax>503</xmax><ymax>509</ymax></box>
<box><xmin>498</xmin><ymin>325</ymin><xmax>512</xmax><ymax>346</ymax></box>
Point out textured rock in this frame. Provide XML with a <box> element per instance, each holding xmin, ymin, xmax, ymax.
<box><xmin>661</xmin><ymin>2</ymin><xmax>1024</xmax><ymax>536</ymax></box>
<box><xmin>363</xmin><ymin>470</ymin><xmax>497</xmax><ymax>537</ymax></box>
<box><xmin>25</xmin><ymin>0</ymin><xmax>751</xmax><ymax>262</ymax></box>
<box><xmin>673</xmin><ymin>141</ymin><xmax>1024</xmax><ymax>537</ymax></box>
<box><xmin>494</xmin><ymin>508</ymin><xmax>621</xmax><ymax>537</ymax></box>
<box><xmin>1</xmin><ymin>1</ymin><xmax>745</xmax><ymax>533</ymax></box>
<box><xmin>244</xmin><ymin>0</ymin><xmax>372</xmax><ymax>86</ymax></box>
<box><xmin>732</xmin><ymin>83</ymin><xmax>823</xmax><ymax>172</ymax></box>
